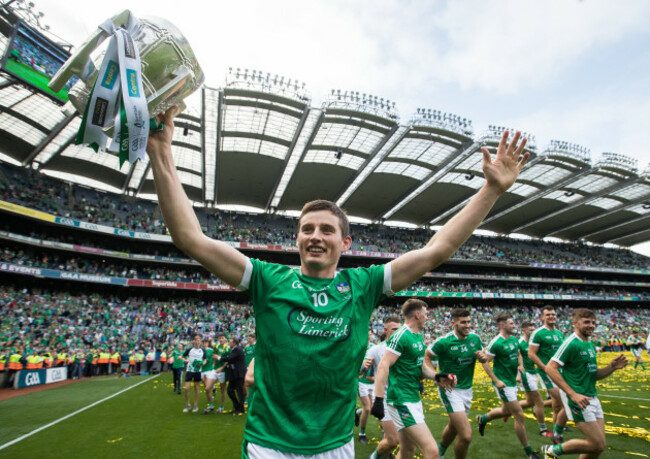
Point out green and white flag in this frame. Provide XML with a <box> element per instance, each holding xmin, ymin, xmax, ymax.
<box><xmin>76</xmin><ymin>16</ymin><xmax>149</xmax><ymax>167</ymax></box>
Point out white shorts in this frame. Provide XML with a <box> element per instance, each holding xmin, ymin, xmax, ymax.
<box><xmin>387</xmin><ymin>400</ymin><xmax>425</xmax><ymax>431</ymax></box>
<box><xmin>216</xmin><ymin>371</ymin><xmax>226</xmax><ymax>383</ymax></box>
<box><xmin>520</xmin><ymin>370</ymin><xmax>539</xmax><ymax>392</ymax></box>
<box><xmin>438</xmin><ymin>387</ymin><xmax>472</xmax><ymax>414</ymax></box>
<box><xmin>247</xmin><ymin>439</ymin><xmax>354</xmax><ymax>459</ymax></box>
<box><xmin>358</xmin><ymin>382</ymin><xmax>374</xmax><ymax>398</ymax></box>
<box><xmin>202</xmin><ymin>370</ymin><xmax>217</xmax><ymax>380</ymax></box>
<box><xmin>560</xmin><ymin>391</ymin><xmax>604</xmax><ymax>423</ymax></box>
<box><xmin>493</xmin><ymin>385</ymin><xmax>518</xmax><ymax>403</ymax></box>
<box><xmin>631</xmin><ymin>348</ymin><xmax>643</xmax><ymax>357</ymax></box>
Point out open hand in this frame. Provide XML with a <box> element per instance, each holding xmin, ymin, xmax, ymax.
<box><xmin>610</xmin><ymin>354</ymin><xmax>628</xmax><ymax>370</ymax></box>
<box><xmin>482</xmin><ymin>130</ymin><xmax>530</xmax><ymax>194</ymax></box>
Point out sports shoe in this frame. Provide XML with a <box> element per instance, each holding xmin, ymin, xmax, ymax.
<box><xmin>551</xmin><ymin>434</ymin><xmax>563</xmax><ymax>445</ymax></box>
<box><xmin>192</xmin><ymin>406</ymin><xmax>199</xmax><ymax>413</ymax></box>
<box><xmin>563</xmin><ymin>426</ymin><xmax>573</xmax><ymax>433</ymax></box>
<box><xmin>182</xmin><ymin>404</ymin><xmax>190</xmax><ymax>413</ymax></box>
<box><xmin>527</xmin><ymin>452</ymin><xmax>541</xmax><ymax>459</ymax></box>
<box><xmin>203</xmin><ymin>406</ymin><xmax>214</xmax><ymax>414</ymax></box>
<box><xmin>476</xmin><ymin>415</ymin><xmax>488</xmax><ymax>436</ymax></box>
<box><xmin>540</xmin><ymin>445</ymin><xmax>559</xmax><ymax>458</ymax></box>
<box><xmin>503</xmin><ymin>415</ymin><xmax>510</xmax><ymax>422</ymax></box>
<box><xmin>355</xmin><ymin>408</ymin><xmax>361</xmax><ymax>427</ymax></box>
<box><xmin>216</xmin><ymin>406</ymin><xmax>224</xmax><ymax>413</ymax></box>
<box><xmin>358</xmin><ymin>434</ymin><xmax>368</xmax><ymax>444</ymax></box>
<box><xmin>539</xmin><ymin>429</ymin><xmax>553</xmax><ymax>439</ymax></box>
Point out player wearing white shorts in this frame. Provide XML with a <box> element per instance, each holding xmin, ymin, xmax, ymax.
<box><xmin>517</xmin><ymin>321</ymin><xmax>552</xmax><ymax>438</ymax></box>
<box><xmin>356</xmin><ymin>331</ymin><xmax>375</xmax><ymax>444</ymax></box>
<box><xmin>541</xmin><ymin>309</ymin><xmax>628</xmax><ymax>458</ymax></box>
<box><xmin>628</xmin><ymin>331</ymin><xmax>646</xmax><ymax>370</ymax></box>
<box><xmin>426</xmin><ymin>308</ymin><xmax>486</xmax><ymax>459</ymax></box>
<box><xmin>528</xmin><ymin>306</ymin><xmax>567</xmax><ymax>443</ymax></box>
<box><xmin>373</xmin><ymin>300</ymin><xmax>456</xmax><ymax>459</ymax></box>
<box><xmin>365</xmin><ymin>316</ymin><xmax>401</xmax><ymax>459</ymax></box>
<box><xmin>200</xmin><ymin>338</ymin><xmax>217</xmax><ymax>414</ymax></box>
<box><xmin>476</xmin><ymin>313</ymin><xmax>540</xmax><ymax>459</ymax></box>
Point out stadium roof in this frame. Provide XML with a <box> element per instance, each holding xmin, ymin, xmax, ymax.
<box><xmin>1</xmin><ymin>29</ymin><xmax>650</xmax><ymax>248</ymax></box>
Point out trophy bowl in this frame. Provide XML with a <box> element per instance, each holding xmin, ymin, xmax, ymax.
<box><xmin>49</xmin><ymin>10</ymin><xmax>204</xmax><ymax>129</ymax></box>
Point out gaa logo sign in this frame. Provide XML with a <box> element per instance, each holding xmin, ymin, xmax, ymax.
<box><xmin>26</xmin><ymin>372</ymin><xmax>41</xmax><ymax>386</ymax></box>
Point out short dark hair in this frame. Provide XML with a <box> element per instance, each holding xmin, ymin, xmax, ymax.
<box><xmin>384</xmin><ymin>315</ymin><xmax>400</xmax><ymax>325</ymax></box>
<box><xmin>230</xmin><ymin>337</ymin><xmax>240</xmax><ymax>345</ymax></box>
<box><xmin>451</xmin><ymin>308</ymin><xmax>470</xmax><ymax>320</ymax></box>
<box><xmin>521</xmin><ymin>321</ymin><xmax>534</xmax><ymax>329</ymax></box>
<box><xmin>572</xmin><ymin>308</ymin><xmax>596</xmax><ymax>322</ymax></box>
<box><xmin>218</xmin><ymin>333</ymin><xmax>226</xmax><ymax>339</ymax></box>
<box><xmin>298</xmin><ymin>200</ymin><xmax>350</xmax><ymax>237</ymax></box>
<box><xmin>495</xmin><ymin>312</ymin><xmax>511</xmax><ymax>325</ymax></box>
<box><xmin>402</xmin><ymin>299</ymin><xmax>427</xmax><ymax>319</ymax></box>
<box><xmin>542</xmin><ymin>305</ymin><xmax>555</xmax><ymax>314</ymax></box>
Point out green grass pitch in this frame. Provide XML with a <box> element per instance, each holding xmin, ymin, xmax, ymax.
<box><xmin>4</xmin><ymin>59</ymin><xmax>70</xmax><ymax>102</ymax></box>
<box><xmin>0</xmin><ymin>352</ymin><xmax>648</xmax><ymax>458</ymax></box>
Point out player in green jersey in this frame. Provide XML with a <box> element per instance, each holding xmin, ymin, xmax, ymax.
<box><xmin>201</xmin><ymin>338</ymin><xmax>217</xmax><ymax>414</ymax></box>
<box><xmin>426</xmin><ymin>308</ymin><xmax>487</xmax><ymax>459</ymax></box>
<box><xmin>356</xmin><ymin>330</ymin><xmax>376</xmax><ymax>444</ymax></box>
<box><xmin>214</xmin><ymin>334</ymin><xmax>230</xmax><ymax>413</ymax></box>
<box><xmin>170</xmin><ymin>344</ymin><xmax>184</xmax><ymax>394</ymax></box>
<box><xmin>147</xmin><ymin>107</ymin><xmax>530</xmax><ymax>457</ymax></box>
<box><xmin>627</xmin><ymin>330</ymin><xmax>646</xmax><ymax>370</ymax></box>
<box><xmin>517</xmin><ymin>321</ymin><xmax>553</xmax><ymax>438</ymax></box>
<box><xmin>477</xmin><ymin>313</ymin><xmax>540</xmax><ymax>459</ymax></box>
<box><xmin>373</xmin><ymin>299</ymin><xmax>455</xmax><ymax>459</ymax></box>
<box><xmin>541</xmin><ymin>309</ymin><xmax>628</xmax><ymax>459</ymax></box>
<box><xmin>529</xmin><ymin>306</ymin><xmax>567</xmax><ymax>443</ymax></box>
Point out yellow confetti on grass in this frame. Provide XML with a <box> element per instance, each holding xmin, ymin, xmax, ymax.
<box><xmin>624</xmin><ymin>452</ymin><xmax>649</xmax><ymax>457</ymax></box>
<box><xmin>107</xmin><ymin>438</ymin><xmax>123</xmax><ymax>443</ymax></box>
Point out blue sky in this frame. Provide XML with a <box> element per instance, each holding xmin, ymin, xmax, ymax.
<box><xmin>22</xmin><ymin>0</ymin><xmax>650</xmax><ymax>253</ymax></box>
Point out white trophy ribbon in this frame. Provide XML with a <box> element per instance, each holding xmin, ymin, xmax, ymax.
<box><xmin>76</xmin><ymin>16</ymin><xmax>149</xmax><ymax>166</ymax></box>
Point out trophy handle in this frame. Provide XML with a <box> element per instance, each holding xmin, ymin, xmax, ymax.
<box><xmin>48</xmin><ymin>9</ymin><xmax>134</xmax><ymax>92</ymax></box>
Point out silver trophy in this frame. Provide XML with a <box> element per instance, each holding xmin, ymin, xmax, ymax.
<box><xmin>49</xmin><ymin>9</ymin><xmax>204</xmax><ymax>126</ymax></box>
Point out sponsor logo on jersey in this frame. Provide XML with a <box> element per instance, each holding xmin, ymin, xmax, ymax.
<box><xmin>287</xmin><ymin>308</ymin><xmax>351</xmax><ymax>342</ymax></box>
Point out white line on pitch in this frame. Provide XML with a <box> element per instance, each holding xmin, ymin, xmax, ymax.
<box><xmin>599</xmin><ymin>394</ymin><xmax>650</xmax><ymax>402</ymax></box>
<box><xmin>0</xmin><ymin>374</ymin><xmax>157</xmax><ymax>451</ymax></box>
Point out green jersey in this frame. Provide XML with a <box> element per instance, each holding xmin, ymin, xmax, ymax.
<box><xmin>244</xmin><ymin>343</ymin><xmax>256</xmax><ymax>367</ymax></box>
<box><xmin>171</xmin><ymin>349</ymin><xmax>184</xmax><ymax>369</ymax></box>
<box><xmin>552</xmin><ymin>332</ymin><xmax>598</xmax><ymax>397</ymax></box>
<box><xmin>518</xmin><ymin>337</ymin><xmax>536</xmax><ymax>374</ymax></box>
<box><xmin>485</xmin><ymin>334</ymin><xmax>520</xmax><ymax>387</ymax></box>
<box><xmin>215</xmin><ymin>343</ymin><xmax>230</xmax><ymax>371</ymax></box>
<box><xmin>386</xmin><ymin>325</ymin><xmax>425</xmax><ymax>404</ymax></box>
<box><xmin>201</xmin><ymin>347</ymin><xmax>215</xmax><ymax>372</ymax></box>
<box><xmin>530</xmin><ymin>326</ymin><xmax>564</xmax><ymax>366</ymax></box>
<box><xmin>240</xmin><ymin>258</ymin><xmax>390</xmax><ymax>454</ymax></box>
<box><xmin>429</xmin><ymin>332</ymin><xmax>483</xmax><ymax>389</ymax></box>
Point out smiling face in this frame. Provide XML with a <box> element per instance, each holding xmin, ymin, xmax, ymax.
<box><xmin>453</xmin><ymin>315</ymin><xmax>472</xmax><ymax>338</ymax></box>
<box><xmin>574</xmin><ymin>316</ymin><xmax>596</xmax><ymax>339</ymax></box>
<box><xmin>541</xmin><ymin>308</ymin><xmax>557</xmax><ymax>328</ymax></box>
<box><xmin>296</xmin><ymin>210</ymin><xmax>352</xmax><ymax>278</ymax></box>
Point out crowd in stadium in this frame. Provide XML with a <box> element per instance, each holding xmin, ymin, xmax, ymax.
<box><xmin>1</xmin><ymin>163</ymin><xmax>649</xmax><ymax>270</ymax></box>
<box><xmin>2</xmin><ymin>285</ymin><xmax>647</xmax><ymax>384</ymax></box>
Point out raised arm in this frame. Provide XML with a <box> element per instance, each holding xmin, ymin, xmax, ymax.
<box><xmin>147</xmin><ymin>108</ymin><xmax>248</xmax><ymax>287</ymax></box>
<box><xmin>389</xmin><ymin>131</ymin><xmax>529</xmax><ymax>292</ymax></box>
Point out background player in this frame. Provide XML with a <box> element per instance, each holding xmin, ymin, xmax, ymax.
<box><xmin>518</xmin><ymin>321</ymin><xmax>552</xmax><ymax>438</ymax></box>
<box><xmin>201</xmin><ymin>337</ymin><xmax>217</xmax><ymax>414</ymax></box>
<box><xmin>529</xmin><ymin>305</ymin><xmax>567</xmax><ymax>443</ymax></box>
<box><xmin>373</xmin><ymin>299</ymin><xmax>456</xmax><ymax>459</ymax></box>
<box><xmin>365</xmin><ymin>316</ymin><xmax>402</xmax><ymax>459</ymax></box>
<box><xmin>541</xmin><ymin>309</ymin><xmax>628</xmax><ymax>458</ymax></box>
<box><xmin>477</xmin><ymin>313</ymin><xmax>540</xmax><ymax>459</ymax></box>
<box><xmin>427</xmin><ymin>308</ymin><xmax>487</xmax><ymax>459</ymax></box>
